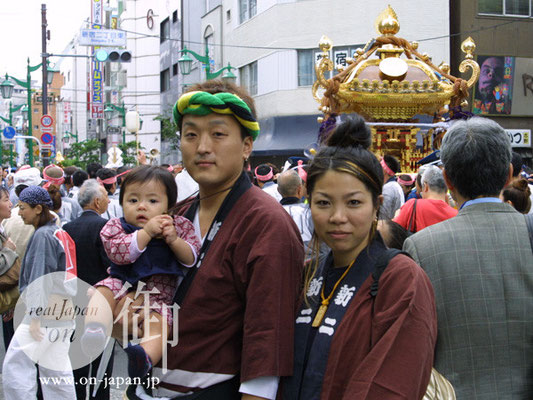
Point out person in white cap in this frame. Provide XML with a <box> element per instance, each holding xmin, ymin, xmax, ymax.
<box><xmin>9</xmin><ymin>166</ymin><xmax>42</xmax><ymax>206</ymax></box>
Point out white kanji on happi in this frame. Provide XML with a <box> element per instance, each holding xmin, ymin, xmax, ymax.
<box><xmin>334</xmin><ymin>284</ymin><xmax>356</xmax><ymax>307</ymax></box>
<box><xmin>207</xmin><ymin>221</ymin><xmax>222</xmax><ymax>241</ymax></box>
<box><xmin>307</xmin><ymin>277</ymin><xmax>323</xmax><ymax>297</ymax></box>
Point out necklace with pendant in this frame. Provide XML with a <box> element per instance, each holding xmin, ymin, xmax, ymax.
<box><xmin>312</xmin><ymin>257</ymin><xmax>357</xmax><ymax>328</ymax></box>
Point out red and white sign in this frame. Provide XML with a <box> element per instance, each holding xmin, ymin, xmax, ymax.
<box><xmin>63</xmin><ymin>102</ymin><xmax>71</xmax><ymax>125</ymax></box>
<box><xmin>41</xmin><ymin>126</ymin><xmax>54</xmax><ymax>134</ymax></box>
<box><xmin>41</xmin><ymin>114</ymin><xmax>54</xmax><ymax>127</ymax></box>
<box><xmin>92</xmin><ymin>104</ymin><xmax>104</xmax><ymax>119</ymax></box>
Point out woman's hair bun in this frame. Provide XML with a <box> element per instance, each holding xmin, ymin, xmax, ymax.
<box><xmin>511</xmin><ymin>177</ymin><xmax>530</xmax><ymax>193</ymax></box>
<box><xmin>326</xmin><ymin>114</ymin><xmax>371</xmax><ymax>150</ymax></box>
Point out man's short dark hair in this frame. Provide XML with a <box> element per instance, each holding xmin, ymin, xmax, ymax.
<box><xmin>511</xmin><ymin>152</ymin><xmax>523</xmax><ymax>177</ymax></box>
<box><xmin>73</xmin><ymin>170</ymin><xmax>89</xmax><ymax>187</ymax></box>
<box><xmin>86</xmin><ymin>162</ymin><xmax>103</xmax><ymax>179</ymax></box>
<box><xmin>96</xmin><ymin>168</ymin><xmax>117</xmax><ymax>193</ymax></box>
<box><xmin>383</xmin><ymin>154</ymin><xmax>401</xmax><ymax>174</ymax></box>
<box><xmin>256</xmin><ymin>164</ymin><xmax>274</xmax><ymax>183</ymax></box>
<box><xmin>441</xmin><ymin>117</ymin><xmax>511</xmax><ymax>199</ymax></box>
<box><xmin>63</xmin><ymin>166</ymin><xmax>78</xmax><ymax>185</ymax></box>
<box><xmin>116</xmin><ymin>166</ymin><xmax>129</xmax><ymax>186</ymax></box>
<box><xmin>15</xmin><ymin>184</ymin><xmax>28</xmax><ymax>197</ymax></box>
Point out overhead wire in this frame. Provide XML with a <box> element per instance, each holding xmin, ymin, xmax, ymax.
<box><xmin>4</xmin><ymin>17</ymin><xmax>518</xmax><ymax>127</ymax></box>
<box><xmin>119</xmin><ymin>18</ymin><xmax>519</xmax><ymax>50</ymax></box>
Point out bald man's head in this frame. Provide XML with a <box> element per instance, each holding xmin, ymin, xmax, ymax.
<box><xmin>277</xmin><ymin>170</ymin><xmax>303</xmax><ymax>198</ymax></box>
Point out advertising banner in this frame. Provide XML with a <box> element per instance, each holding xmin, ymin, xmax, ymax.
<box><xmin>473</xmin><ymin>56</ymin><xmax>533</xmax><ymax>117</ymax></box>
<box><xmin>91</xmin><ymin>0</ymin><xmax>104</xmax><ymax>119</ymax></box>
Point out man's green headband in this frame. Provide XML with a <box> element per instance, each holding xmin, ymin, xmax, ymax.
<box><xmin>173</xmin><ymin>91</ymin><xmax>260</xmax><ymax>141</ymax></box>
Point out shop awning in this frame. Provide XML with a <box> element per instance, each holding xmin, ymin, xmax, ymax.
<box><xmin>252</xmin><ymin>115</ymin><xmax>321</xmax><ymax>156</ymax></box>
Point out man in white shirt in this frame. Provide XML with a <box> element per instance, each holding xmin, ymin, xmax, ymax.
<box><xmin>380</xmin><ymin>154</ymin><xmax>405</xmax><ymax>220</ymax></box>
<box><xmin>255</xmin><ymin>164</ymin><xmax>282</xmax><ymax>202</ymax></box>
<box><xmin>277</xmin><ymin>170</ymin><xmax>312</xmax><ymax>244</ymax></box>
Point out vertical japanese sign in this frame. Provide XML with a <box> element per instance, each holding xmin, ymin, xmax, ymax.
<box><xmin>63</xmin><ymin>101</ymin><xmax>71</xmax><ymax>125</ymax></box>
<box><xmin>91</xmin><ymin>0</ymin><xmax>104</xmax><ymax>119</ymax></box>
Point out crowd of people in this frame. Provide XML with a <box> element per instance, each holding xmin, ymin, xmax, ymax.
<box><xmin>0</xmin><ymin>79</ymin><xmax>531</xmax><ymax>400</ymax></box>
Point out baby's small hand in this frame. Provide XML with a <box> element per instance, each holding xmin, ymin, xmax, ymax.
<box><xmin>162</xmin><ymin>220</ymin><xmax>178</xmax><ymax>245</ymax></box>
<box><xmin>143</xmin><ymin>215</ymin><xmax>167</xmax><ymax>238</ymax></box>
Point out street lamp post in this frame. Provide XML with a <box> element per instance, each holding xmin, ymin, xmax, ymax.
<box><xmin>63</xmin><ymin>131</ymin><xmax>79</xmax><ymax>142</ymax></box>
<box><xmin>178</xmin><ymin>44</ymin><xmax>237</xmax><ymax>82</ymax></box>
<box><xmin>0</xmin><ymin>58</ymin><xmax>54</xmax><ymax>167</ymax></box>
<box><xmin>0</xmin><ymin>102</ymin><xmax>25</xmax><ymax>166</ymax></box>
<box><xmin>104</xmin><ymin>102</ymin><xmax>126</xmax><ymax>145</ymax></box>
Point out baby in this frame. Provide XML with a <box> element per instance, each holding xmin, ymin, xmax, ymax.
<box><xmin>82</xmin><ymin>165</ymin><xmax>200</xmax><ymax>378</ymax></box>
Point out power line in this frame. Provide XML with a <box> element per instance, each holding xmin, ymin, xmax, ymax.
<box><xmin>417</xmin><ymin>20</ymin><xmax>516</xmax><ymax>42</ymax></box>
<box><xmin>59</xmin><ymin>87</ymin><xmax>163</xmax><ymax>94</ymax></box>
<box><xmin>119</xmin><ymin>18</ymin><xmax>520</xmax><ymax>50</ymax></box>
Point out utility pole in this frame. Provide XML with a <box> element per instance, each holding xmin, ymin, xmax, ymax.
<box><xmin>41</xmin><ymin>3</ymin><xmax>49</xmax><ymax>166</ymax></box>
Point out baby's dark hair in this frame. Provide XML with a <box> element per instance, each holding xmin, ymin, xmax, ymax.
<box><xmin>119</xmin><ymin>165</ymin><xmax>177</xmax><ymax>208</ymax></box>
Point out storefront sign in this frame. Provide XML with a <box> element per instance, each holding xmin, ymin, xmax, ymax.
<box><xmin>80</xmin><ymin>28</ymin><xmax>126</xmax><ymax>47</ymax></box>
<box><xmin>506</xmin><ymin>129</ymin><xmax>531</xmax><ymax>148</ymax></box>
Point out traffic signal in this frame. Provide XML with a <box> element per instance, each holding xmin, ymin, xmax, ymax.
<box><xmin>95</xmin><ymin>49</ymin><xmax>132</xmax><ymax>63</ymax></box>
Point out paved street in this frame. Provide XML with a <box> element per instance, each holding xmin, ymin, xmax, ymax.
<box><xmin>0</xmin><ymin>327</ymin><xmax>129</xmax><ymax>399</ymax></box>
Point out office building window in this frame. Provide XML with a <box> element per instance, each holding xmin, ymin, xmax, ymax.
<box><xmin>298</xmin><ymin>50</ymin><xmax>314</xmax><ymax>86</ymax></box>
<box><xmin>160</xmin><ymin>18</ymin><xmax>170</xmax><ymax>43</ymax></box>
<box><xmin>173</xmin><ymin>63</ymin><xmax>178</xmax><ymax>76</ymax></box>
<box><xmin>172</xmin><ymin>10</ymin><xmax>178</xmax><ymax>23</ymax></box>
<box><xmin>240</xmin><ymin>61</ymin><xmax>258</xmax><ymax>95</ymax></box>
<box><xmin>479</xmin><ymin>0</ymin><xmax>530</xmax><ymax>16</ymax></box>
<box><xmin>204</xmin><ymin>26</ymin><xmax>215</xmax><ymax>61</ymax></box>
<box><xmin>160</xmin><ymin>68</ymin><xmax>170</xmax><ymax>92</ymax></box>
<box><xmin>299</xmin><ymin>46</ymin><xmax>358</xmax><ymax>86</ymax></box>
<box><xmin>239</xmin><ymin>0</ymin><xmax>257</xmax><ymax>23</ymax></box>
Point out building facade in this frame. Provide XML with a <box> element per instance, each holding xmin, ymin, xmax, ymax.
<box><xmin>57</xmin><ymin>0</ymin><xmax>163</xmax><ymax>166</ymax></box>
<box><xmin>450</xmin><ymin>0</ymin><xmax>533</xmax><ymax>165</ymax></box>
<box><xmin>174</xmin><ymin>0</ymin><xmax>450</xmax><ymax>166</ymax></box>
<box><xmin>57</xmin><ymin>36</ymin><xmax>91</xmax><ymax>150</ymax></box>
<box><xmin>119</xmin><ymin>0</ymin><xmax>162</xmax><ymax>158</ymax></box>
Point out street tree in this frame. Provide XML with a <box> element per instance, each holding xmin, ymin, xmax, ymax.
<box><xmin>63</xmin><ymin>139</ymin><xmax>101</xmax><ymax>169</ymax></box>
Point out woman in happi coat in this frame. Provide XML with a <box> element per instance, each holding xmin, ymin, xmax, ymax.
<box><xmin>2</xmin><ymin>186</ymin><xmax>77</xmax><ymax>400</ymax></box>
<box><xmin>281</xmin><ymin>116</ymin><xmax>437</xmax><ymax>400</ymax></box>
